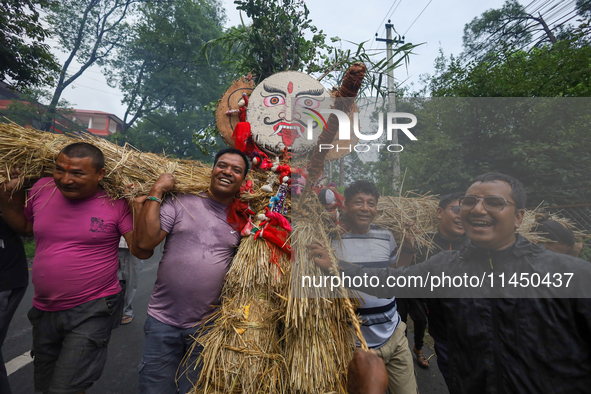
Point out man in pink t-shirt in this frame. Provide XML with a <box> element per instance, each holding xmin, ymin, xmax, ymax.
<box><xmin>0</xmin><ymin>142</ymin><xmax>151</xmax><ymax>394</ymax></box>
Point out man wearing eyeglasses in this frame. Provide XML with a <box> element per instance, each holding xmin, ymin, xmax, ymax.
<box><xmin>311</xmin><ymin>173</ymin><xmax>591</xmax><ymax>394</ymax></box>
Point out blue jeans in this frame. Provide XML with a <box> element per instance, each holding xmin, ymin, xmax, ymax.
<box><xmin>138</xmin><ymin>316</ymin><xmax>206</xmax><ymax>394</ymax></box>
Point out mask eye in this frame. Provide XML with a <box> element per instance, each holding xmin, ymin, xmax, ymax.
<box><xmin>264</xmin><ymin>95</ymin><xmax>285</xmax><ymax>107</ymax></box>
<box><xmin>296</xmin><ymin>97</ymin><xmax>320</xmax><ymax>109</ymax></box>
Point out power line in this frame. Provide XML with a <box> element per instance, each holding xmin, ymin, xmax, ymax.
<box><xmin>69</xmin><ymin>82</ymin><xmax>123</xmax><ymax>96</ymax></box>
<box><xmin>375</xmin><ymin>0</ymin><xmax>399</xmax><ymax>36</ymax></box>
<box><xmin>543</xmin><ymin>0</ymin><xmax>576</xmax><ymax>21</ymax></box>
<box><xmin>553</xmin><ymin>11</ymin><xmax>580</xmax><ymax>29</ymax></box>
<box><xmin>387</xmin><ymin>0</ymin><xmax>404</xmax><ymax>33</ymax></box>
<box><xmin>527</xmin><ymin>0</ymin><xmax>554</xmax><ymax>15</ymax></box>
<box><xmin>370</xmin><ymin>0</ymin><xmax>400</xmax><ymax>52</ymax></box>
<box><xmin>403</xmin><ymin>0</ymin><xmax>433</xmax><ymax>36</ymax></box>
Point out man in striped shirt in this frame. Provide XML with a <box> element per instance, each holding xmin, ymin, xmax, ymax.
<box><xmin>332</xmin><ymin>180</ymin><xmax>417</xmax><ymax>394</ymax></box>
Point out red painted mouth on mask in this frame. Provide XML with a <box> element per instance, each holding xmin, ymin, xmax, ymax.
<box><xmin>272</xmin><ymin>122</ymin><xmax>304</xmax><ymax>146</ymax></box>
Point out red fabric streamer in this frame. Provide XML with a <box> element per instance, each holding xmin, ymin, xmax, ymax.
<box><xmin>226</xmin><ymin>198</ymin><xmax>253</xmax><ymax>232</ymax></box>
<box><xmin>255</xmin><ymin>224</ymin><xmax>291</xmax><ymax>258</ymax></box>
<box><xmin>275</xmin><ymin>164</ymin><xmax>291</xmax><ymax>180</ymax></box>
<box><xmin>232</xmin><ymin>122</ymin><xmax>252</xmax><ymax>152</ymax></box>
<box><xmin>264</xmin><ymin>207</ymin><xmax>291</xmax><ymax>232</ymax></box>
<box><xmin>265</xmin><ymin>241</ymin><xmax>284</xmax><ymax>270</ymax></box>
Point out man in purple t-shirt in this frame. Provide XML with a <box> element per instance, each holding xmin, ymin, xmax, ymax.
<box><xmin>0</xmin><ymin>142</ymin><xmax>151</xmax><ymax>394</ymax></box>
<box><xmin>134</xmin><ymin>148</ymin><xmax>249</xmax><ymax>394</ymax></box>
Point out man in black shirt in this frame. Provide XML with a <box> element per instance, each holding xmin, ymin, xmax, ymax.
<box><xmin>0</xmin><ymin>212</ymin><xmax>29</xmax><ymax>394</ymax></box>
<box><xmin>415</xmin><ymin>192</ymin><xmax>468</xmax><ymax>386</ymax></box>
<box><xmin>313</xmin><ymin>174</ymin><xmax>591</xmax><ymax>394</ymax></box>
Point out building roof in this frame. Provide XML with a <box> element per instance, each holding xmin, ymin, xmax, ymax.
<box><xmin>71</xmin><ymin>109</ymin><xmax>124</xmax><ymax>125</ymax></box>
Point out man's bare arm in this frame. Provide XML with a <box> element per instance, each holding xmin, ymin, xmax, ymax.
<box><xmin>0</xmin><ymin>169</ymin><xmax>33</xmax><ymax>236</ymax></box>
<box><xmin>134</xmin><ymin>174</ymin><xmax>175</xmax><ymax>252</ymax></box>
<box><xmin>122</xmin><ymin>230</ymin><xmax>153</xmax><ymax>259</ymax></box>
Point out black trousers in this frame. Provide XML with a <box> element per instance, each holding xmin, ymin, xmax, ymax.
<box><xmin>397</xmin><ymin>298</ymin><xmax>428</xmax><ymax>350</ymax></box>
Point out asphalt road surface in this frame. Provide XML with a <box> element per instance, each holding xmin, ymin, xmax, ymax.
<box><xmin>5</xmin><ymin>246</ymin><xmax>447</xmax><ymax>393</ymax></box>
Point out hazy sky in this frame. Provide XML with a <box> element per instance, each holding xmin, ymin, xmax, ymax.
<box><xmin>48</xmin><ymin>0</ymin><xmax>511</xmax><ymax>119</ymax></box>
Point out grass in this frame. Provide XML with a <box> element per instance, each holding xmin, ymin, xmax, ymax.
<box><xmin>23</xmin><ymin>239</ymin><xmax>35</xmax><ymax>258</ymax></box>
<box><xmin>580</xmin><ymin>243</ymin><xmax>591</xmax><ymax>262</ymax></box>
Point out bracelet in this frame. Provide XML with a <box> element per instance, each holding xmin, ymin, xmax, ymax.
<box><xmin>401</xmin><ymin>245</ymin><xmax>416</xmax><ymax>254</ymax></box>
<box><xmin>146</xmin><ymin>196</ymin><xmax>162</xmax><ymax>204</ymax></box>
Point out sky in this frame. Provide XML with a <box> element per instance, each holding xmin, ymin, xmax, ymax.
<box><xmin>48</xmin><ymin>0</ymin><xmax>511</xmax><ymax>120</ymax></box>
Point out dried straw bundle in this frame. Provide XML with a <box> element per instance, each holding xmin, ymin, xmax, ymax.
<box><xmin>518</xmin><ymin>210</ymin><xmax>588</xmax><ymax>243</ymax></box>
<box><xmin>0</xmin><ymin>121</ymin><xmax>212</xmax><ymax>198</ymax></box>
<box><xmin>284</xmin><ymin>195</ymin><xmax>364</xmax><ymax>394</ymax></box>
<box><xmin>373</xmin><ymin>194</ymin><xmax>440</xmax><ymax>250</ymax></box>
<box><xmin>0</xmin><ymin>121</ymin><xmax>285</xmax><ymax>216</ymax></box>
<box><xmin>193</xmin><ymin>237</ymin><xmax>289</xmax><ymax>394</ymax></box>
<box><xmin>373</xmin><ymin>193</ymin><xmax>588</xmax><ymax>249</ymax></box>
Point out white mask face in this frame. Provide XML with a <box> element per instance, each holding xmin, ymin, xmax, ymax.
<box><xmin>247</xmin><ymin>71</ymin><xmax>328</xmax><ymax>155</ymax></box>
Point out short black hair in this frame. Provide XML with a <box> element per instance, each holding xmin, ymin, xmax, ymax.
<box><xmin>439</xmin><ymin>192</ymin><xmax>464</xmax><ymax>209</ymax></box>
<box><xmin>213</xmin><ymin>148</ymin><xmax>250</xmax><ymax>177</ymax></box>
<box><xmin>59</xmin><ymin>142</ymin><xmax>104</xmax><ymax>172</ymax></box>
<box><xmin>470</xmin><ymin>173</ymin><xmax>526</xmax><ymax>211</ymax></box>
<box><xmin>344</xmin><ymin>180</ymin><xmax>379</xmax><ymax>202</ymax></box>
<box><xmin>533</xmin><ymin>214</ymin><xmax>576</xmax><ymax>247</ymax></box>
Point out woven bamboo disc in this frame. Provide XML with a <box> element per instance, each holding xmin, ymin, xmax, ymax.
<box><xmin>216</xmin><ymin>76</ymin><xmax>256</xmax><ymax>148</ymax></box>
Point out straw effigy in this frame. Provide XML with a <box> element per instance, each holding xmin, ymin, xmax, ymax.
<box><xmin>192</xmin><ymin>187</ymin><xmax>365</xmax><ymax>394</ymax></box>
<box><xmin>191</xmin><ymin>236</ymin><xmax>289</xmax><ymax>394</ymax></box>
<box><xmin>284</xmin><ymin>195</ymin><xmax>363</xmax><ymax>394</ymax></box>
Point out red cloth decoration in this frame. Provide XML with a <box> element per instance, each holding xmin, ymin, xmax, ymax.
<box><xmin>275</xmin><ymin>164</ymin><xmax>291</xmax><ymax>180</ymax></box>
<box><xmin>240</xmin><ymin>180</ymin><xmax>253</xmax><ymax>194</ymax></box>
<box><xmin>265</xmin><ymin>241</ymin><xmax>284</xmax><ymax>271</ymax></box>
<box><xmin>264</xmin><ymin>207</ymin><xmax>291</xmax><ymax>232</ymax></box>
<box><xmin>226</xmin><ymin>198</ymin><xmax>254</xmax><ymax>233</ymax></box>
<box><xmin>291</xmin><ymin>167</ymin><xmax>307</xmax><ymax>179</ymax></box>
<box><xmin>260</xmin><ymin>158</ymin><xmax>274</xmax><ymax>171</ymax></box>
<box><xmin>255</xmin><ymin>224</ymin><xmax>291</xmax><ymax>258</ymax></box>
<box><xmin>253</xmin><ymin>208</ymin><xmax>291</xmax><ymax>258</ymax></box>
<box><xmin>232</xmin><ymin>122</ymin><xmax>252</xmax><ymax>152</ymax></box>
<box><xmin>238</xmin><ymin>93</ymin><xmax>248</xmax><ymax>122</ymax></box>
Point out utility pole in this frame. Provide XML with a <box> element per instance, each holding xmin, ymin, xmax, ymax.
<box><xmin>376</xmin><ymin>21</ymin><xmax>404</xmax><ymax>194</ymax></box>
<box><xmin>535</xmin><ymin>12</ymin><xmax>557</xmax><ymax>44</ymax></box>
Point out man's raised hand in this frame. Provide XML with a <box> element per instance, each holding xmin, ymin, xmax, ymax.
<box><xmin>306</xmin><ymin>241</ymin><xmax>332</xmax><ymax>271</ymax></box>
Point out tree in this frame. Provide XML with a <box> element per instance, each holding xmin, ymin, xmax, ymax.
<box><xmin>106</xmin><ymin>0</ymin><xmax>228</xmax><ymax>159</ymax></box>
<box><xmin>578</xmin><ymin>0</ymin><xmax>591</xmax><ymax>18</ymax></box>
<box><xmin>404</xmin><ymin>37</ymin><xmax>591</xmax><ymax>206</ymax></box>
<box><xmin>0</xmin><ymin>0</ymin><xmax>60</xmax><ymax>88</ymax></box>
<box><xmin>106</xmin><ymin>0</ymin><xmax>227</xmax><ymax>131</ymax></box>
<box><xmin>204</xmin><ymin>0</ymin><xmax>419</xmax><ymax>97</ymax></box>
<box><xmin>43</xmin><ymin>0</ymin><xmax>140</xmax><ymax>130</ymax></box>
<box><xmin>204</xmin><ymin>0</ymin><xmax>329</xmax><ymax>83</ymax></box>
<box><xmin>111</xmin><ymin>110</ymin><xmax>219</xmax><ymax>160</ymax></box>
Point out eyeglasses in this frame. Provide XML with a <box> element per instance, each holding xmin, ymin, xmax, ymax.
<box><xmin>447</xmin><ymin>205</ymin><xmax>461</xmax><ymax>214</ymax></box>
<box><xmin>458</xmin><ymin>196</ymin><xmax>516</xmax><ymax>212</ymax></box>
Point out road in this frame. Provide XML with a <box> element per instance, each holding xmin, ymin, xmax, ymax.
<box><xmin>5</xmin><ymin>247</ymin><xmax>447</xmax><ymax>393</ymax></box>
